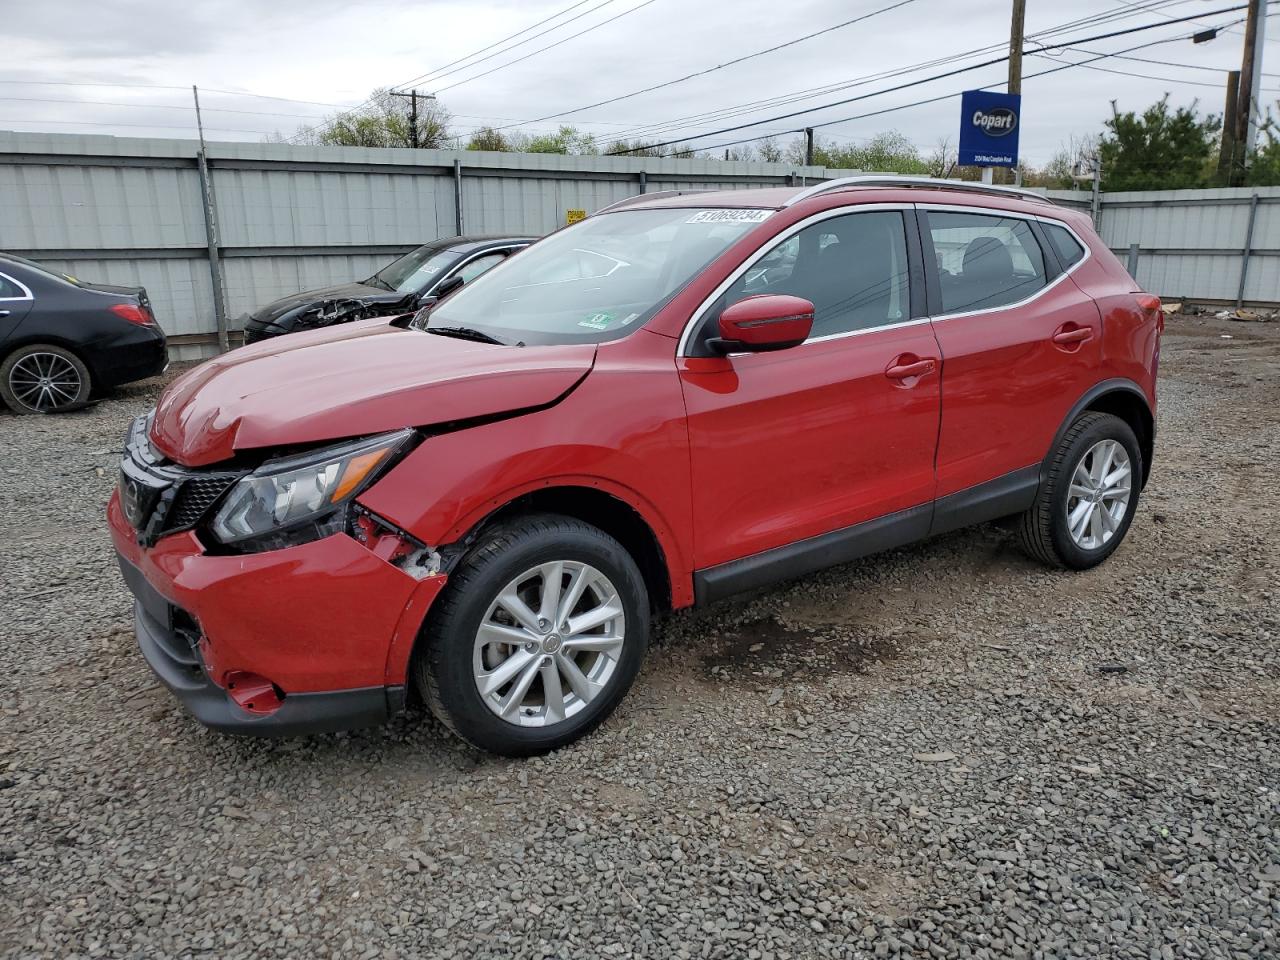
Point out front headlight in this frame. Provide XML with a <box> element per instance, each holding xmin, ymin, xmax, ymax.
<box><xmin>210</xmin><ymin>429</ymin><xmax>414</xmax><ymax>547</ymax></box>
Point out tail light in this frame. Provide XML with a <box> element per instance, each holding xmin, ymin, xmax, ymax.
<box><xmin>109</xmin><ymin>303</ymin><xmax>155</xmax><ymax>326</ymax></box>
<box><xmin>1136</xmin><ymin>293</ymin><xmax>1164</xmax><ymax>332</ymax></box>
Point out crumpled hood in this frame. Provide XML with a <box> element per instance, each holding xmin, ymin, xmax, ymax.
<box><xmin>249</xmin><ymin>282</ymin><xmax>403</xmax><ymax>324</ymax></box>
<box><xmin>150</xmin><ymin>319</ymin><xmax>596</xmax><ymax>466</ymax></box>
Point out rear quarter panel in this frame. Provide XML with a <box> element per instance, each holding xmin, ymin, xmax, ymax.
<box><xmin>1061</xmin><ymin>210</ymin><xmax>1160</xmax><ymax>409</ymax></box>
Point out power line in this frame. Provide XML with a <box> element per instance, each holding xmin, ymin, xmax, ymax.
<box><xmin>433</xmin><ymin>0</ymin><xmax>661</xmax><ymax>94</ymax></box>
<box><xmin>814</xmin><ymin>23</ymin><xmax>1243</xmax><ymax>128</ymax></box>
<box><xmin>686</xmin><ymin>22</ymin><xmax>1246</xmax><ymax>156</ymax></box>
<box><xmin>289</xmin><ymin>0</ymin><xmax>659</xmax><ymax>145</ymax></box>
<box><xmin>594</xmin><ymin>0</ymin><xmax>1198</xmax><ymax>144</ymax></box>
<box><xmin>391</xmin><ymin>0</ymin><xmax>615</xmax><ymax>91</ymax></box>
<box><xmin>489</xmin><ymin>0</ymin><xmax>918</xmax><ymax>132</ymax></box>
<box><xmin>606</xmin><ymin>4</ymin><xmax>1249</xmax><ymax>154</ymax></box>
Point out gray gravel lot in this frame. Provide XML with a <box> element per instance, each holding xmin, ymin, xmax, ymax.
<box><xmin>2</xmin><ymin>314</ymin><xmax>1278</xmax><ymax>960</ymax></box>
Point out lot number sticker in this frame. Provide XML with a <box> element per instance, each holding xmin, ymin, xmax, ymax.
<box><xmin>566</xmin><ymin>209</ymin><xmax>587</xmax><ymax>224</ymax></box>
<box><xmin>686</xmin><ymin>209</ymin><xmax>772</xmax><ymax>224</ymax></box>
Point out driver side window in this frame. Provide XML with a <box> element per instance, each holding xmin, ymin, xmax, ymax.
<box><xmin>699</xmin><ymin>211</ymin><xmax>911</xmax><ymax>349</ymax></box>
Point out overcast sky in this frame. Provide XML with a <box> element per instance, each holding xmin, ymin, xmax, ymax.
<box><xmin>3</xmin><ymin>0</ymin><xmax>1275</xmax><ymax>166</ymax></box>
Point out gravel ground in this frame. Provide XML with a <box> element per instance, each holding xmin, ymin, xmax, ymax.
<box><xmin>2</xmin><ymin>314</ymin><xmax>1277</xmax><ymax>960</ymax></box>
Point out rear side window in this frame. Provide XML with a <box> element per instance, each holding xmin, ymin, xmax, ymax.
<box><xmin>0</xmin><ymin>274</ymin><xmax>26</xmax><ymax>299</ymax></box>
<box><xmin>1044</xmin><ymin>222</ymin><xmax>1086</xmax><ymax>268</ymax></box>
<box><xmin>927</xmin><ymin>211</ymin><xmax>1047</xmax><ymax>314</ymax></box>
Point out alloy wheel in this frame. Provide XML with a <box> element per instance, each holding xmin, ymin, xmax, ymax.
<box><xmin>1065</xmin><ymin>439</ymin><xmax>1132</xmax><ymax>550</ymax></box>
<box><xmin>472</xmin><ymin>561</ymin><xmax>626</xmax><ymax>727</ymax></box>
<box><xmin>8</xmin><ymin>351</ymin><xmax>83</xmax><ymax>412</ymax></box>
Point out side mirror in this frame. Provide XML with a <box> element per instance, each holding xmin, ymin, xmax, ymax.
<box><xmin>710</xmin><ymin>294</ymin><xmax>814</xmax><ymax>354</ymax></box>
<box><xmin>431</xmin><ymin>274</ymin><xmax>465</xmax><ymax>300</ymax></box>
<box><xmin>414</xmin><ymin>294</ymin><xmax>439</xmax><ymax>311</ymax></box>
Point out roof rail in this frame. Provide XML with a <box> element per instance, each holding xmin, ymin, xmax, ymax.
<box><xmin>594</xmin><ymin>188</ymin><xmax>714</xmax><ymax>215</ymax></box>
<box><xmin>784</xmin><ymin>175</ymin><xmax>1053</xmax><ymax>207</ymax></box>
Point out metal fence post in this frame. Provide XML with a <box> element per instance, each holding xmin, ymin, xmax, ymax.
<box><xmin>453</xmin><ymin>158</ymin><xmax>464</xmax><ymax>236</ymax></box>
<box><xmin>194</xmin><ymin>150</ymin><xmax>229</xmax><ymax>353</ymax></box>
<box><xmin>1236</xmin><ymin>192</ymin><xmax>1260</xmax><ymax>310</ymax></box>
<box><xmin>1126</xmin><ymin>243</ymin><xmax>1140</xmax><ymax>279</ymax></box>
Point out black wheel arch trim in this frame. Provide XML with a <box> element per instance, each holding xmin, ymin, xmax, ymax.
<box><xmin>1046</xmin><ymin>378</ymin><xmax>1155</xmax><ymax>488</ymax></box>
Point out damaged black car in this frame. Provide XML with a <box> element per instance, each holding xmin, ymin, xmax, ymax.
<box><xmin>240</xmin><ymin>235</ymin><xmax>532</xmax><ymax>344</ymax></box>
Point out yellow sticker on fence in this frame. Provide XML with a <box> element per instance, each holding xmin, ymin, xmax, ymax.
<box><xmin>566</xmin><ymin>209</ymin><xmax>587</xmax><ymax>224</ymax></box>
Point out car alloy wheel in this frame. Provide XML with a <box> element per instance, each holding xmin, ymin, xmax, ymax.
<box><xmin>8</xmin><ymin>350</ymin><xmax>84</xmax><ymax>412</ymax></box>
<box><xmin>472</xmin><ymin>560</ymin><xmax>626</xmax><ymax>727</ymax></box>
<box><xmin>1064</xmin><ymin>438</ymin><xmax>1132</xmax><ymax>550</ymax></box>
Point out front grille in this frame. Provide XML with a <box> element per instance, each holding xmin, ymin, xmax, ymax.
<box><xmin>169</xmin><ymin>476</ymin><xmax>238</xmax><ymax>530</ymax></box>
<box><xmin>119</xmin><ymin>414</ymin><xmax>246</xmax><ymax>546</ymax></box>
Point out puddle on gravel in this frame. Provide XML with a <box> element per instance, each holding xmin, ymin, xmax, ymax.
<box><xmin>700</xmin><ymin>616</ymin><xmax>900</xmax><ymax>681</ymax></box>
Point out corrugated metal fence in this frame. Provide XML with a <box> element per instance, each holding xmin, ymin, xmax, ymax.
<box><xmin>2</xmin><ymin>131</ymin><xmax>1277</xmax><ymax>359</ymax></box>
<box><xmin>0</xmin><ymin>132</ymin><xmax>857</xmax><ymax>358</ymax></box>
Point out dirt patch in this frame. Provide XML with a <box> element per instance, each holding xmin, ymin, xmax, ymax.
<box><xmin>700</xmin><ymin>616</ymin><xmax>900</xmax><ymax>683</ymax></box>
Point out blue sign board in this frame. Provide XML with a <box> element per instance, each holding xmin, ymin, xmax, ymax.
<box><xmin>958</xmin><ymin>90</ymin><xmax>1021</xmax><ymax>168</ymax></box>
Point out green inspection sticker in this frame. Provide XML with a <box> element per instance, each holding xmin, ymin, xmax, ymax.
<box><xmin>578</xmin><ymin>312</ymin><xmax>613</xmax><ymax>330</ymax></box>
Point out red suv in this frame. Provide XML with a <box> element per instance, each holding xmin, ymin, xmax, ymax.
<box><xmin>110</xmin><ymin>177</ymin><xmax>1161</xmax><ymax>756</ymax></box>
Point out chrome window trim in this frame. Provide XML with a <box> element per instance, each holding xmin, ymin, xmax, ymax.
<box><xmin>435</xmin><ymin>244</ymin><xmax>526</xmax><ymax>288</ymax></box>
<box><xmin>0</xmin><ymin>271</ymin><xmax>34</xmax><ymax>302</ymax></box>
<box><xmin>917</xmin><ymin>203</ymin><xmax>1093</xmax><ymax>323</ymax></box>
<box><xmin>675</xmin><ymin>203</ymin><xmax>914</xmax><ymax>357</ymax></box>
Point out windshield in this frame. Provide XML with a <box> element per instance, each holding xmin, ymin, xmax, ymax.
<box><xmin>370</xmin><ymin>242</ymin><xmax>463</xmax><ymax>293</ymax></box>
<box><xmin>425</xmin><ymin>207</ymin><xmax>773</xmax><ymax>344</ymax></box>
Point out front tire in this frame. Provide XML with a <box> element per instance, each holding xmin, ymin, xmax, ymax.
<box><xmin>416</xmin><ymin>514</ymin><xmax>649</xmax><ymax>757</ymax></box>
<box><xmin>0</xmin><ymin>343</ymin><xmax>92</xmax><ymax>414</ymax></box>
<box><xmin>1017</xmin><ymin>412</ymin><xmax>1142</xmax><ymax>570</ymax></box>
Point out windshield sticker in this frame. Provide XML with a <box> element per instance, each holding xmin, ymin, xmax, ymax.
<box><xmin>686</xmin><ymin>209</ymin><xmax>772</xmax><ymax>224</ymax></box>
<box><xmin>621</xmin><ymin>312</ymin><xmax>640</xmax><ymax>325</ymax></box>
<box><xmin>579</xmin><ymin>312</ymin><xmax>614</xmax><ymax>330</ymax></box>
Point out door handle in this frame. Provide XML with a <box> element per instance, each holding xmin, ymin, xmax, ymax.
<box><xmin>0</xmin><ymin>310</ymin><xmax>10</xmax><ymax>319</ymax></box>
<box><xmin>1052</xmin><ymin>326</ymin><xmax>1093</xmax><ymax>345</ymax></box>
<box><xmin>885</xmin><ymin>358</ymin><xmax>937</xmax><ymax>380</ymax></box>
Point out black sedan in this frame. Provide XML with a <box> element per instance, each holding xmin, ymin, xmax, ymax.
<box><xmin>241</xmin><ymin>235</ymin><xmax>532</xmax><ymax>343</ymax></box>
<box><xmin>0</xmin><ymin>253</ymin><xmax>167</xmax><ymax>414</ymax></box>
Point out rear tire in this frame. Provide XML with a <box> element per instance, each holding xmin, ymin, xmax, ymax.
<box><xmin>0</xmin><ymin>343</ymin><xmax>92</xmax><ymax>414</ymax></box>
<box><xmin>1017</xmin><ymin>412</ymin><xmax>1142</xmax><ymax>570</ymax></box>
<box><xmin>416</xmin><ymin>513</ymin><xmax>649</xmax><ymax>757</ymax></box>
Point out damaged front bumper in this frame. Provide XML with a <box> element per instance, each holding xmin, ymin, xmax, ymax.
<box><xmin>109</xmin><ymin>491</ymin><xmax>448</xmax><ymax>737</ymax></box>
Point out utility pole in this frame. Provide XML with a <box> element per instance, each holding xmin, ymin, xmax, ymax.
<box><xmin>1008</xmin><ymin>0</ymin><xmax>1025</xmax><ymax>97</ymax></box>
<box><xmin>1234</xmin><ymin>0</ymin><xmax>1265</xmax><ymax>184</ymax></box>
<box><xmin>1220</xmin><ymin>70</ymin><xmax>1241</xmax><ymax>183</ymax></box>
<box><xmin>410</xmin><ymin>90</ymin><xmax>418</xmax><ymax>149</ymax></box>
<box><xmin>390</xmin><ymin>89</ymin><xmax>435</xmax><ymax>149</ymax></box>
<box><xmin>804</xmin><ymin>127</ymin><xmax>814</xmax><ymax>166</ymax></box>
<box><xmin>191</xmin><ymin>85</ymin><xmax>229</xmax><ymax>353</ymax></box>
<box><xmin>1002</xmin><ymin>0</ymin><xmax>1026</xmax><ymax>186</ymax></box>
<box><xmin>1089</xmin><ymin>151</ymin><xmax>1102</xmax><ymax>228</ymax></box>
<box><xmin>1246</xmin><ymin>2</ymin><xmax>1268</xmax><ymax>155</ymax></box>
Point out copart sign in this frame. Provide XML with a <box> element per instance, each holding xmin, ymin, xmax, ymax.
<box><xmin>958</xmin><ymin>90</ymin><xmax>1021</xmax><ymax>169</ymax></box>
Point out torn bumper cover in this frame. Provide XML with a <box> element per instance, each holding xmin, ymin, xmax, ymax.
<box><xmin>109</xmin><ymin>491</ymin><xmax>447</xmax><ymax>736</ymax></box>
